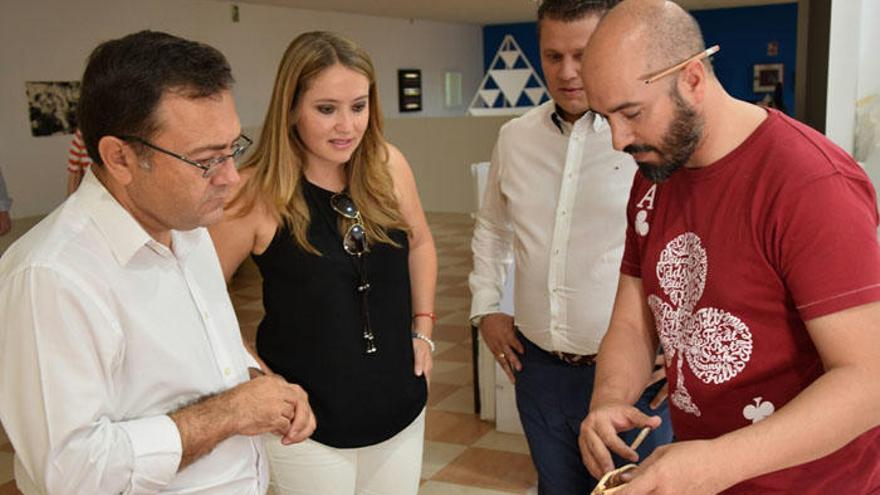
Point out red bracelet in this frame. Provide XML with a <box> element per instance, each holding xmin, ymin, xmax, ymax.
<box><xmin>412</xmin><ymin>312</ymin><xmax>436</xmax><ymax>323</ymax></box>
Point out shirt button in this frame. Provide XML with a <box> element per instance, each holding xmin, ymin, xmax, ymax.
<box><xmin>224</xmin><ymin>367</ymin><xmax>232</xmax><ymax>377</ymax></box>
<box><xmin>203</xmin><ymin>311</ymin><xmax>210</xmax><ymax>320</ymax></box>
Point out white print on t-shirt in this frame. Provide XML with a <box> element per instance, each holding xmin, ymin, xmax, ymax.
<box><xmin>635</xmin><ymin>185</ymin><xmax>657</xmax><ymax>237</ymax></box>
<box><xmin>636</xmin><ymin>185</ymin><xmax>658</xmax><ymax>209</ymax></box>
<box><xmin>635</xmin><ymin>210</ymin><xmax>650</xmax><ymax>236</ymax></box>
<box><xmin>743</xmin><ymin>397</ymin><xmax>775</xmax><ymax>423</ymax></box>
<box><xmin>647</xmin><ymin>232</ymin><xmax>754</xmax><ymax>417</ymax></box>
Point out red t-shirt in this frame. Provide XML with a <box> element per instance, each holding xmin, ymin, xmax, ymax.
<box><xmin>622</xmin><ymin>109</ymin><xmax>880</xmax><ymax>493</ymax></box>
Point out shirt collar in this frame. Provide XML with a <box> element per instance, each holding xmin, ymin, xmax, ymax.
<box><xmin>78</xmin><ymin>169</ymin><xmax>200</xmax><ymax>266</ymax></box>
<box><xmin>549</xmin><ymin>103</ymin><xmax>608</xmax><ymax>135</ymax></box>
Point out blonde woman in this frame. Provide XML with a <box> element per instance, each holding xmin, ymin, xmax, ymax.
<box><xmin>209</xmin><ymin>31</ymin><xmax>436</xmax><ymax>494</ymax></box>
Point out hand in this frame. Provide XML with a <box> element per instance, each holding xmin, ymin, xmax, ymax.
<box><xmin>579</xmin><ymin>404</ymin><xmax>663</xmax><ymax>478</ymax></box>
<box><xmin>280</xmin><ymin>383</ymin><xmax>316</xmax><ymax>445</ymax></box>
<box><xmin>478</xmin><ymin>313</ymin><xmax>522</xmax><ymax>383</ymax></box>
<box><xmin>612</xmin><ymin>440</ymin><xmax>729</xmax><ymax>495</ymax></box>
<box><xmin>648</xmin><ymin>353</ymin><xmax>668</xmax><ymax>410</ymax></box>
<box><xmin>229</xmin><ymin>374</ymin><xmax>315</xmax><ymax>444</ymax></box>
<box><xmin>413</xmin><ymin>338</ymin><xmax>434</xmax><ymax>384</ymax></box>
<box><xmin>0</xmin><ymin>211</ymin><xmax>10</xmax><ymax>237</ymax></box>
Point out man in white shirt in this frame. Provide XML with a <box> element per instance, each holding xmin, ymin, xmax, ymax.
<box><xmin>0</xmin><ymin>30</ymin><xmax>315</xmax><ymax>494</ymax></box>
<box><xmin>469</xmin><ymin>1</ymin><xmax>671</xmax><ymax>493</ymax></box>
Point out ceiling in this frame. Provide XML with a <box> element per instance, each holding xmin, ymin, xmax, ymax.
<box><xmin>229</xmin><ymin>0</ymin><xmax>795</xmax><ymax>25</ymax></box>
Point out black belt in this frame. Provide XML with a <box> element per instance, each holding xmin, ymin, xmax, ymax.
<box><xmin>551</xmin><ymin>351</ymin><xmax>597</xmax><ymax>366</ymax></box>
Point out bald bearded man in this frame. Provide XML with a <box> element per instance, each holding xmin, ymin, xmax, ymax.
<box><xmin>576</xmin><ymin>1</ymin><xmax>880</xmax><ymax>494</ymax></box>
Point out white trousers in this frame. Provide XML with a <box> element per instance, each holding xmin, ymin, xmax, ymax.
<box><xmin>264</xmin><ymin>409</ymin><xmax>425</xmax><ymax>495</ymax></box>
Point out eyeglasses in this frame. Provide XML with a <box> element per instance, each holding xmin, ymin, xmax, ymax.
<box><xmin>119</xmin><ymin>134</ymin><xmax>253</xmax><ymax>178</ymax></box>
<box><xmin>331</xmin><ymin>193</ymin><xmax>377</xmax><ymax>354</ymax></box>
<box><xmin>642</xmin><ymin>45</ymin><xmax>720</xmax><ymax>85</ymax></box>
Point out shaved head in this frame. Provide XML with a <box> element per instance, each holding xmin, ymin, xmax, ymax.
<box><xmin>583</xmin><ymin>0</ymin><xmax>715</xmax><ymax>182</ymax></box>
<box><xmin>588</xmin><ymin>0</ymin><xmax>711</xmax><ymax>80</ymax></box>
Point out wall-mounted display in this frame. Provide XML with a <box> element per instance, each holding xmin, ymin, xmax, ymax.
<box><xmin>753</xmin><ymin>63</ymin><xmax>783</xmax><ymax>93</ymax></box>
<box><xmin>469</xmin><ymin>34</ymin><xmax>548</xmax><ymax>116</ymax></box>
<box><xmin>398</xmin><ymin>69</ymin><xmax>422</xmax><ymax>112</ymax></box>
<box><xmin>444</xmin><ymin>71</ymin><xmax>462</xmax><ymax>108</ymax></box>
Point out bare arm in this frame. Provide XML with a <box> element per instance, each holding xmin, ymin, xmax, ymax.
<box><xmin>208</xmin><ymin>206</ymin><xmax>260</xmax><ymax>282</ymax></box>
<box><xmin>387</xmin><ymin>144</ymin><xmax>437</xmax><ymax>378</ymax></box>
<box><xmin>619</xmin><ymin>301</ymin><xmax>880</xmax><ymax>494</ymax></box>
<box><xmin>579</xmin><ymin>274</ymin><xmax>663</xmax><ymax>475</ymax></box>
<box><xmin>210</xmin><ymin>172</ymin><xmax>277</xmax><ymax>373</ymax></box>
<box><xmin>700</xmin><ymin>301</ymin><xmax>880</xmax><ymax>488</ymax></box>
<box><xmin>592</xmin><ymin>274</ymin><xmax>659</xmax><ymax>408</ymax></box>
<box><xmin>208</xmin><ymin>169</ymin><xmax>276</xmax><ymax>282</ymax></box>
<box><xmin>169</xmin><ymin>374</ymin><xmax>314</xmax><ymax>470</ymax></box>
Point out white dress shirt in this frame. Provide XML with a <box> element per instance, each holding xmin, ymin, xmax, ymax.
<box><xmin>469</xmin><ymin>101</ymin><xmax>637</xmax><ymax>355</ymax></box>
<box><xmin>0</xmin><ymin>171</ymin><xmax>266</xmax><ymax>494</ymax></box>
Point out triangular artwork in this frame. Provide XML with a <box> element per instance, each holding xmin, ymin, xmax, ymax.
<box><xmin>469</xmin><ymin>35</ymin><xmax>549</xmax><ymax>116</ymax></box>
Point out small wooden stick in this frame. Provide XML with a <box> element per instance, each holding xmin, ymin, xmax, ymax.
<box><xmin>590</xmin><ymin>427</ymin><xmax>654</xmax><ymax>494</ymax></box>
<box><xmin>642</xmin><ymin>45</ymin><xmax>720</xmax><ymax>84</ymax></box>
<box><xmin>629</xmin><ymin>426</ymin><xmax>652</xmax><ymax>451</ymax></box>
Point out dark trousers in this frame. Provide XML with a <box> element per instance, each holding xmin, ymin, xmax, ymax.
<box><xmin>514</xmin><ymin>332</ymin><xmax>672</xmax><ymax>495</ymax></box>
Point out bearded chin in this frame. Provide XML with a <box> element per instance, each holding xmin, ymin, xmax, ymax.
<box><xmin>637</xmin><ymin>90</ymin><xmax>703</xmax><ymax>183</ymax></box>
<box><xmin>637</xmin><ymin>160</ymin><xmax>685</xmax><ymax>183</ymax></box>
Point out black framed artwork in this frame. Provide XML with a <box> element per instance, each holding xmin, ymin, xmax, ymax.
<box><xmin>398</xmin><ymin>69</ymin><xmax>422</xmax><ymax>112</ymax></box>
<box><xmin>753</xmin><ymin>63</ymin><xmax>783</xmax><ymax>93</ymax></box>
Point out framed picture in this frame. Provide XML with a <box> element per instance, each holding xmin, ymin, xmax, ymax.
<box><xmin>397</xmin><ymin>69</ymin><xmax>422</xmax><ymax>112</ymax></box>
<box><xmin>753</xmin><ymin>63</ymin><xmax>783</xmax><ymax>93</ymax></box>
<box><xmin>25</xmin><ymin>81</ymin><xmax>81</xmax><ymax>137</ymax></box>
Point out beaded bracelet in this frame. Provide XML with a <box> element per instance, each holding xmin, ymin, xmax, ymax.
<box><xmin>411</xmin><ymin>332</ymin><xmax>436</xmax><ymax>353</ymax></box>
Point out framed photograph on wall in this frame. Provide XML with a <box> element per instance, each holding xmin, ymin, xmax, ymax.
<box><xmin>25</xmin><ymin>81</ymin><xmax>81</xmax><ymax>137</ymax></box>
<box><xmin>753</xmin><ymin>63</ymin><xmax>783</xmax><ymax>93</ymax></box>
<box><xmin>397</xmin><ymin>69</ymin><xmax>422</xmax><ymax>112</ymax></box>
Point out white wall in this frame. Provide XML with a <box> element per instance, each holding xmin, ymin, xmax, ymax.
<box><xmin>0</xmin><ymin>0</ymin><xmax>483</xmax><ymax>218</ymax></box>
<box><xmin>824</xmin><ymin>0</ymin><xmax>861</xmax><ymax>153</ymax></box>
<box><xmin>857</xmin><ymin>0</ymin><xmax>879</xmax><ymax>102</ymax></box>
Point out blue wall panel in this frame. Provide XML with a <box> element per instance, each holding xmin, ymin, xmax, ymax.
<box><xmin>483</xmin><ymin>22</ymin><xmax>543</xmax><ymax>80</ymax></box>
<box><xmin>482</xmin><ymin>3</ymin><xmax>797</xmax><ymax>114</ymax></box>
<box><xmin>692</xmin><ymin>3</ymin><xmax>797</xmax><ymax>113</ymax></box>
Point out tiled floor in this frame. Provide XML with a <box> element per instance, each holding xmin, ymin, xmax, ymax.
<box><xmin>0</xmin><ymin>212</ymin><xmax>537</xmax><ymax>494</ymax></box>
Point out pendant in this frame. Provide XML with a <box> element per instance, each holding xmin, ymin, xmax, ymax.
<box><xmin>364</xmin><ymin>327</ymin><xmax>378</xmax><ymax>354</ymax></box>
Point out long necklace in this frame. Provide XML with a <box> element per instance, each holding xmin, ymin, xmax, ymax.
<box><xmin>305</xmin><ymin>182</ymin><xmax>378</xmax><ymax>354</ymax></box>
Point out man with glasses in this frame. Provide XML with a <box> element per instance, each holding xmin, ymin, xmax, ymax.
<box><xmin>0</xmin><ymin>30</ymin><xmax>315</xmax><ymax>494</ymax></box>
<box><xmin>469</xmin><ymin>1</ymin><xmax>671</xmax><ymax>493</ymax></box>
<box><xmin>578</xmin><ymin>1</ymin><xmax>880</xmax><ymax>493</ymax></box>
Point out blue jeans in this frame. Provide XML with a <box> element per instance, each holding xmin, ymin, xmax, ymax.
<box><xmin>514</xmin><ymin>333</ymin><xmax>672</xmax><ymax>495</ymax></box>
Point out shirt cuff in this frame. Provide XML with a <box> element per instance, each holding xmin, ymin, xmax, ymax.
<box><xmin>243</xmin><ymin>350</ymin><xmax>261</xmax><ymax>372</ymax></box>
<box><xmin>117</xmin><ymin>415</ymin><xmax>182</xmax><ymax>493</ymax></box>
<box><xmin>470</xmin><ymin>291</ymin><xmax>501</xmax><ymax>321</ymax></box>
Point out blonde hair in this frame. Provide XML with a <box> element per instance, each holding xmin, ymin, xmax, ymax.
<box><xmin>234</xmin><ymin>31</ymin><xmax>406</xmax><ymax>254</ymax></box>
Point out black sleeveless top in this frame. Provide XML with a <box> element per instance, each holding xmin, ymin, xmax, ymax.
<box><xmin>253</xmin><ymin>180</ymin><xmax>427</xmax><ymax>448</ymax></box>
